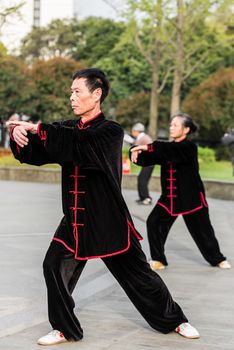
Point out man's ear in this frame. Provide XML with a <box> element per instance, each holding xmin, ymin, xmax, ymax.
<box><xmin>184</xmin><ymin>127</ymin><xmax>190</xmax><ymax>135</ymax></box>
<box><xmin>94</xmin><ymin>88</ymin><xmax>102</xmax><ymax>102</ymax></box>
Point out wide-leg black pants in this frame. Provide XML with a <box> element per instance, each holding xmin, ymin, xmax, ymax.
<box><xmin>137</xmin><ymin>166</ymin><xmax>154</xmax><ymax>200</ymax></box>
<box><xmin>147</xmin><ymin>204</ymin><xmax>226</xmax><ymax>266</ymax></box>
<box><xmin>43</xmin><ymin>236</ymin><xmax>187</xmax><ymax>341</ymax></box>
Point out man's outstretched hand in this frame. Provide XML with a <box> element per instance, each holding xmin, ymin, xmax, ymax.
<box><xmin>6</xmin><ymin>121</ymin><xmax>38</xmax><ymax>148</ymax></box>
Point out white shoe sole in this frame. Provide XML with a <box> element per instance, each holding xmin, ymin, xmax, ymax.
<box><xmin>37</xmin><ymin>339</ymin><xmax>67</xmax><ymax>346</ymax></box>
<box><xmin>175</xmin><ymin>331</ymin><xmax>200</xmax><ymax>339</ymax></box>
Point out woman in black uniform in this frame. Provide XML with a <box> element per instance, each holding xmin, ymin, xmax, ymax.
<box><xmin>131</xmin><ymin>112</ymin><xmax>231</xmax><ymax>271</ymax></box>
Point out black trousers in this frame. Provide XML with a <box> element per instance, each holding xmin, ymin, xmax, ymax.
<box><xmin>147</xmin><ymin>204</ymin><xmax>226</xmax><ymax>266</ymax></box>
<box><xmin>137</xmin><ymin>166</ymin><xmax>154</xmax><ymax>200</ymax></box>
<box><xmin>43</xmin><ymin>237</ymin><xmax>187</xmax><ymax>341</ymax></box>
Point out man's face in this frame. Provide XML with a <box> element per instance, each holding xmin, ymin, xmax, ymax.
<box><xmin>70</xmin><ymin>78</ymin><xmax>101</xmax><ymax>116</ymax></box>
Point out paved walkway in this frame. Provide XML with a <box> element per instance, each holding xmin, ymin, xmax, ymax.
<box><xmin>0</xmin><ymin>180</ymin><xmax>233</xmax><ymax>350</ymax></box>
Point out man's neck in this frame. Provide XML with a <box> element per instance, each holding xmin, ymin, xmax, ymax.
<box><xmin>80</xmin><ymin>110</ymin><xmax>102</xmax><ymax>124</ymax></box>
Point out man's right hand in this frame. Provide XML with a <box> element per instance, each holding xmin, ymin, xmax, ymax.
<box><xmin>12</xmin><ymin>125</ymin><xmax>29</xmax><ymax>148</ymax></box>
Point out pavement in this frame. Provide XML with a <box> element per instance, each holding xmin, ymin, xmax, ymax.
<box><xmin>0</xmin><ymin>180</ymin><xmax>233</xmax><ymax>350</ymax></box>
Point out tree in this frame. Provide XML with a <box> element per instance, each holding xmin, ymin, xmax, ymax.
<box><xmin>170</xmin><ymin>0</ymin><xmax>234</xmax><ymax>116</ymax></box>
<box><xmin>125</xmin><ymin>0</ymin><xmax>174</xmax><ymax>139</ymax></box>
<box><xmin>0</xmin><ymin>1</ymin><xmax>24</xmax><ymax>55</ymax></box>
<box><xmin>0</xmin><ymin>55</ymin><xmax>33</xmax><ymax>119</ymax></box>
<box><xmin>182</xmin><ymin>67</ymin><xmax>234</xmax><ymax>140</ymax></box>
<box><xmin>20</xmin><ymin>18</ymin><xmax>82</xmax><ymax>62</ymax></box>
<box><xmin>115</xmin><ymin>91</ymin><xmax>170</xmax><ymax>133</ymax></box>
<box><xmin>72</xmin><ymin>17</ymin><xmax>125</xmax><ymax>65</ymax></box>
<box><xmin>20</xmin><ymin>17</ymin><xmax>125</xmax><ymax>66</ymax></box>
<box><xmin>30</xmin><ymin>57</ymin><xmax>85</xmax><ymax>122</ymax></box>
<box><xmin>0</xmin><ymin>2</ymin><xmax>24</xmax><ymax>32</ymax></box>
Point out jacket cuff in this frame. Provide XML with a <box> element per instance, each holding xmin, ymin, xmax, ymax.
<box><xmin>147</xmin><ymin>144</ymin><xmax>154</xmax><ymax>152</ymax></box>
<box><xmin>37</xmin><ymin>123</ymin><xmax>47</xmax><ymax>141</ymax></box>
<box><xmin>10</xmin><ymin>126</ymin><xmax>17</xmax><ymax>141</ymax></box>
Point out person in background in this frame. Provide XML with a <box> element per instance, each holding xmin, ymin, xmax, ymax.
<box><xmin>221</xmin><ymin>128</ymin><xmax>234</xmax><ymax>176</ymax></box>
<box><xmin>8</xmin><ymin>70</ymin><xmax>200</xmax><ymax>345</ymax></box>
<box><xmin>131</xmin><ymin>123</ymin><xmax>154</xmax><ymax>205</ymax></box>
<box><xmin>131</xmin><ymin>112</ymin><xmax>231</xmax><ymax>271</ymax></box>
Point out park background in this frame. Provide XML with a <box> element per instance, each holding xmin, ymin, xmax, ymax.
<box><xmin>0</xmin><ymin>0</ymin><xmax>234</xmax><ymax>181</ymax></box>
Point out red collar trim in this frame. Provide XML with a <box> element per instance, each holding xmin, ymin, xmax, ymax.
<box><xmin>79</xmin><ymin>111</ymin><xmax>102</xmax><ymax>126</ymax></box>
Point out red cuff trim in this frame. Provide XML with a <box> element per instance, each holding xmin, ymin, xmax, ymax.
<box><xmin>148</xmin><ymin>144</ymin><xmax>154</xmax><ymax>152</ymax></box>
<box><xmin>10</xmin><ymin>126</ymin><xmax>17</xmax><ymax>141</ymax></box>
<box><xmin>37</xmin><ymin>123</ymin><xmax>47</xmax><ymax>141</ymax></box>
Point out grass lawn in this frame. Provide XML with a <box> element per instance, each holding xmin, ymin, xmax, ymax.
<box><xmin>0</xmin><ymin>154</ymin><xmax>233</xmax><ymax>182</ymax></box>
<box><xmin>0</xmin><ymin>155</ymin><xmax>59</xmax><ymax>169</ymax></box>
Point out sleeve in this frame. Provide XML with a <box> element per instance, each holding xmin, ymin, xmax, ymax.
<box><xmin>37</xmin><ymin>121</ymin><xmax>123</xmax><ymax>169</ymax></box>
<box><xmin>10</xmin><ymin>132</ymin><xmax>55</xmax><ymax>166</ymax></box>
<box><xmin>9</xmin><ymin>119</ymin><xmax>79</xmax><ymax>166</ymax></box>
<box><xmin>133</xmin><ymin>140</ymin><xmax>197</xmax><ymax>166</ymax></box>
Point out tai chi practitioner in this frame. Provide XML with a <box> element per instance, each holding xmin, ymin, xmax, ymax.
<box><xmin>131</xmin><ymin>112</ymin><xmax>231</xmax><ymax>271</ymax></box>
<box><xmin>8</xmin><ymin>70</ymin><xmax>199</xmax><ymax>346</ymax></box>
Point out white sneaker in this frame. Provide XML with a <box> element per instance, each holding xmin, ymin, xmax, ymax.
<box><xmin>37</xmin><ymin>330</ymin><xmax>67</xmax><ymax>346</ymax></box>
<box><xmin>149</xmin><ymin>260</ymin><xmax>166</xmax><ymax>270</ymax></box>
<box><xmin>175</xmin><ymin>322</ymin><xmax>200</xmax><ymax>339</ymax></box>
<box><xmin>218</xmin><ymin>260</ymin><xmax>231</xmax><ymax>269</ymax></box>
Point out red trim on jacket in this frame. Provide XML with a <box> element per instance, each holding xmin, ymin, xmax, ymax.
<box><xmin>53</xmin><ymin>238</ymin><xmax>75</xmax><ymax>253</ymax></box>
<box><xmin>52</xmin><ymin>218</ymin><xmax>142</xmax><ymax>260</ymax></box>
<box><xmin>10</xmin><ymin>126</ymin><xmax>16</xmax><ymax>141</ymax></box>
<box><xmin>77</xmin><ymin>112</ymin><xmax>102</xmax><ymax>130</ymax></box>
<box><xmin>147</xmin><ymin>144</ymin><xmax>154</xmax><ymax>152</ymax></box>
<box><xmin>158</xmin><ymin>192</ymin><xmax>208</xmax><ymax>216</ymax></box>
<box><xmin>10</xmin><ymin>126</ymin><xmax>21</xmax><ymax>154</ymax></box>
<box><xmin>37</xmin><ymin>123</ymin><xmax>47</xmax><ymax>143</ymax></box>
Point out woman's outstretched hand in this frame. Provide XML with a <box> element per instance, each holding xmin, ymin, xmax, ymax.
<box><xmin>130</xmin><ymin>145</ymin><xmax>147</xmax><ymax>163</ymax></box>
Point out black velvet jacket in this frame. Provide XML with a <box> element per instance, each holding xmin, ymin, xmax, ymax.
<box><xmin>133</xmin><ymin>139</ymin><xmax>208</xmax><ymax>216</ymax></box>
<box><xmin>10</xmin><ymin>113</ymin><xmax>142</xmax><ymax>259</ymax></box>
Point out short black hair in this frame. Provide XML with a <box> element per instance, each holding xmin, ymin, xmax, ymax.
<box><xmin>72</xmin><ymin>68</ymin><xmax>109</xmax><ymax>104</ymax></box>
<box><xmin>171</xmin><ymin>112</ymin><xmax>198</xmax><ymax>135</ymax></box>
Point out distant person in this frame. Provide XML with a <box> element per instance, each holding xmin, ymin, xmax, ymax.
<box><xmin>221</xmin><ymin>128</ymin><xmax>234</xmax><ymax>176</ymax></box>
<box><xmin>8</xmin><ymin>70</ymin><xmax>199</xmax><ymax>345</ymax></box>
<box><xmin>129</xmin><ymin>123</ymin><xmax>154</xmax><ymax>205</ymax></box>
<box><xmin>131</xmin><ymin>112</ymin><xmax>231</xmax><ymax>271</ymax></box>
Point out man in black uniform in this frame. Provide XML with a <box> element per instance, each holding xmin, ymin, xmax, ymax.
<box><xmin>8</xmin><ymin>69</ymin><xmax>199</xmax><ymax>345</ymax></box>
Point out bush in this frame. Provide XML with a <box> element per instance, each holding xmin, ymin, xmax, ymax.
<box><xmin>215</xmin><ymin>144</ymin><xmax>231</xmax><ymax>161</ymax></box>
<box><xmin>198</xmin><ymin>147</ymin><xmax>215</xmax><ymax>163</ymax></box>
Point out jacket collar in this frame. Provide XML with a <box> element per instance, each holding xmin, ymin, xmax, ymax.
<box><xmin>77</xmin><ymin>112</ymin><xmax>105</xmax><ymax>130</ymax></box>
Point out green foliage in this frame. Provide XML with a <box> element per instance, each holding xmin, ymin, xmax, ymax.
<box><xmin>0</xmin><ymin>55</ymin><xmax>33</xmax><ymax>118</ymax></box>
<box><xmin>215</xmin><ymin>144</ymin><xmax>232</xmax><ymax>161</ymax></box>
<box><xmin>31</xmin><ymin>57</ymin><xmax>85</xmax><ymax>122</ymax></box>
<box><xmin>182</xmin><ymin>67</ymin><xmax>234</xmax><ymax>140</ymax></box>
<box><xmin>0</xmin><ymin>41</ymin><xmax>7</xmax><ymax>55</ymax></box>
<box><xmin>0</xmin><ymin>55</ymin><xmax>85</xmax><ymax>122</ymax></box>
<box><xmin>20</xmin><ymin>19</ymin><xmax>82</xmax><ymax>62</ymax></box>
<box><xmin>73</xmin><ymin>17</ymin><xmax>125</xmax><ymax>66</ymax></box>
<box><xmin>20</xmin><ymin>17</ymin><xmax>125</xmax><ymax>66</ymax></box>
<box><xmin>115</xmin><ymin>91</ymin><xmax>170</xmax><ymax>131</ymax></box>
<box><xmin>198</xmin><ymin>146</ymin><xmax>216</xmax><ymax>163</ymax></box>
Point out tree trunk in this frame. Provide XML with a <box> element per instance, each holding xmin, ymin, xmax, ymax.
<box><xmin>171</xmin><ymin>69</ymin><xmax>182</xmax><ymax>116</ymax></box>
<box><xmin>148</xmin><ymin>66</ymin><xmax>159</xmax><ymax>140</ymax></box>
<box><xmin>170</xmin><ymin>0</ymin><xmax>184</xmax><ymax>117</ymax></box>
